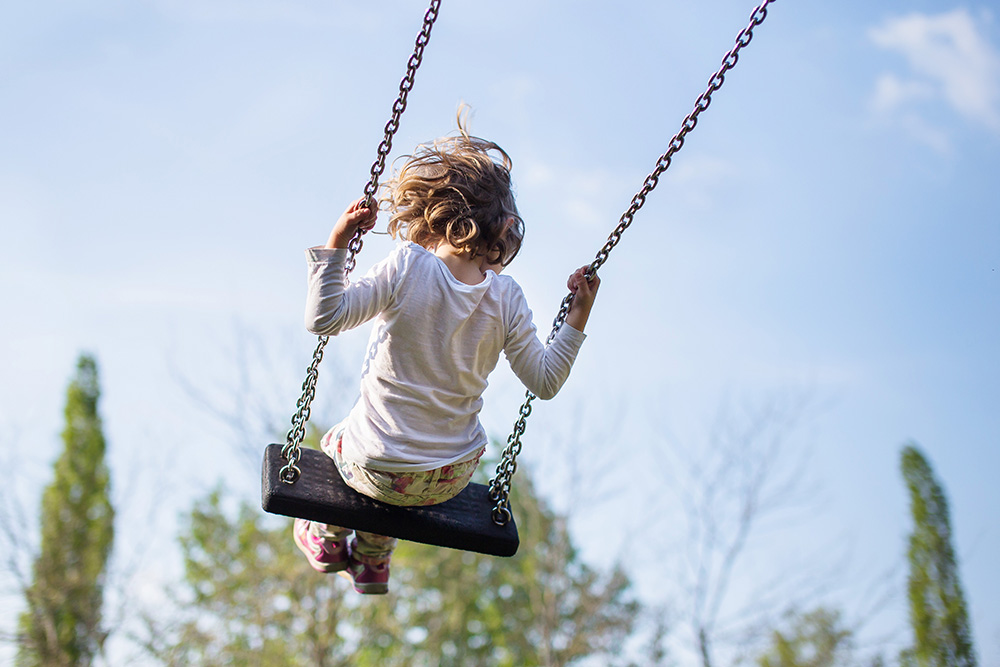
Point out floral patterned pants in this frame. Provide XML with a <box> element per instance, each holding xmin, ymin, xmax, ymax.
<box><xmin>308</xmin><ymin>427</ymin><xmax>485</xmax><ymax>564</ymax></box>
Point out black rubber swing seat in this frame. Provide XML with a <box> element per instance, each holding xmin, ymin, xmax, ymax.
<box><xmin>261</xmin><ymin>444</ymin><xmax>519</xmax><ymax>557</ymax></box>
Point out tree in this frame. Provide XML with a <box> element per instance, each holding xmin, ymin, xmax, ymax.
<box><xmin>16</xmin><ymin>354</ymin><xmax>115</xmax><ymax>666</ymax></box>
<box><xmin>649</xmin><ymin>393</ymin><xmax>836</xmax><ymax>667</ymax></box>
<box><xmin>899</xmin><ymin>444</ymin><xmax>976</xmax><ymax>667</ymax></box>
<box><xmin>143</xmin><ymin>448</ymin><xmax>638</xmax><ymax>666</ymax></box>
<box><xmin>385</xmin><ymin>468</ymin><xmax>639</xmax><ymax>666</ymax></box>
<box><xmin>163</xmin><ymin>329</ymin><xmax>645</xmax><ymax>663</ymax></box>
<box><xmin>756</xmin><ymin>608</ymin><xmax>854</xmax><ymax>667</ymax></box>
<box><xmin>141</xmin><ymin>487</ymin><xmax>366</xmax><ymax>667</ymax></box>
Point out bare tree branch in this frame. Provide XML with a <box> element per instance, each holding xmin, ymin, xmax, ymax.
<box><xmin>646</xmin><ymin>389</ymin><xmax>834</xmax><ymax>667</ymax></box>
<box><xmin>0</xmin><ymin>426</ymin><xmax>37</xmax><ymax>652</ymax></box>
<box><xmin>168</xmin><ymin>322</ymin><xmax>356</xmax><ymax>470</ymax></box>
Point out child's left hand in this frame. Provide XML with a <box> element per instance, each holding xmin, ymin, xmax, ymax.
<box><xmin>565</xmin><ymin>266</ymin><xmax>600</xmax><ymax>332</ymax></box>
<box><xmin>326</xmin><ymin>199</ymin><xmax>378</xmax><ymax>249</ymax></box>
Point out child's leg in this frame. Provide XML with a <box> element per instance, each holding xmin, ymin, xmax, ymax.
<box><xmin>331</xmin><ymin>449</ymin><xmax>482</xmax><ymax>594</ymax></box>
<box><xmin>317</xmin><ymin>425</ymin><xmax>486</xmax><ymax>593</ymax></box>
<box><xmin>311</xmin><ymin>521</ymin><xmax>351</xmax><ymax>543</ymax></box>
<box><xmin>340</xmin><ymin>531</ymin><xmax>394</xmax><ymax>594</ymax></box>
<box><xmin>352</xmin><ymin>531</ymin><xmax>396</xmax><ymax>565</ymax></box>
<box><xmin>293</xmin><ymin>519</ymin><xmax>349</xmax><ymax>573</ymax></box>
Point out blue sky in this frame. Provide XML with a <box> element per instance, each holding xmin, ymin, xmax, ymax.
<box><xmin>1</xmin><ymin>0</ymin><xmax>998</xmax><ymax>663</ymax></box>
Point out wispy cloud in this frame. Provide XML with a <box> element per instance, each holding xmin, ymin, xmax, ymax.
<box><xmin>868</xmin><ymin>8</ymin><xmax>1000</xmax><ymax>147</ymax></box>
<box><xmin>518</xmin><ymin>159</ymin><xmax>637</xmax><ymax>230</ymax></box>
<box><xmin>518</xmin><ymin>153</ymin><xmax>737</xmax><ymax>233</ymax></box>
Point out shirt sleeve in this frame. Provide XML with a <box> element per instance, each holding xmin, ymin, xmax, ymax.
<box><xmin>502</xmin><ymin>285</ymin><xmax>586</xmax><ymax>400</ymax></box>
<box><xmin>304</xmin><ymin>246</ymin><xmax>405</xmax><ymax>335</ymax></box>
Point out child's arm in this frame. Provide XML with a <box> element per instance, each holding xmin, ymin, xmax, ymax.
<box><xmin>565</xmin><ymin>266</ymin><xmax>600</xmax><ymax>332</ymax></box>
<box><xmin>326</xmin><ymin>199</ymin><xmax>378</xmax><ymax>249</ymax></box>
<box><xmin>504</xmin><ymin>271</ymin><xmax>594</xmax><ymax>400</ymax></box>
<box><xmin>305</xmin><ymin>200</ymin><xmax>394</xmax><ymax>336</ymax></box>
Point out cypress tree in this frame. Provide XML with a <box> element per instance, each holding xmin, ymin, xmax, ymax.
<box><xmin>17</xmin><ymin>354</ymin><xmax>115</xmax><ymax>667</ymax></box>
<box><xmin>900</xmin><ymin>443</ymin><xmax>976</xmax><ymax>667</ymax></box>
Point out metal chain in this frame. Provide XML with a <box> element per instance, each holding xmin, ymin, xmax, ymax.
<box><xmin>489</xmin><ymin>0</ymin><xmax>776</xmax><ymax>524</ymax></box>
<box><xmin>350</xmin><ymin>0</ymin><xmax>442</xmax><ymax>274</ymax></box>
<box><xmin>280</xmin><ymin>0</ymin><xmax>443</xmax><ymax>484</ymax></box>
<box><xmin>279</xmin><ymin>337</ymin><xmax>327</xmax><ymax>482</ymax></box>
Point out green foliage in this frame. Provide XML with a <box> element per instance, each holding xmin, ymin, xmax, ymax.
<box><xmin>386</xmin><ymin>470</ymin><xmax>639</xmax><ymax>666</ymax></box>
<box><xmin>899</xmin><ymin>444</ymin><xmax>976</xmax><ymax>667</ymax></box>
<box><xmin>148</xmin><ymin>488</ymin><xmax>367</xmax><ymax>666</ymax></box>
<box><xmin>17</xmin><ymin>354</ymin><xmax>115</xmax><ymax>667</ymax></box>
<box><xmin>757</xmin><ymin>608</ymin><xmax>853</xmax><ymax>667</ymax></box>
<box><xmin>149</xmin><ymin>452</ymin><xmax>638</xmax><ymax>666</ymax></box>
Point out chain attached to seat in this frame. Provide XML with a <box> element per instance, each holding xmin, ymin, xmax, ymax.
<box><xmin>280</xmin><ymin>0</ymin><xmax>443</xmax><ymax>485</ymax></box>
<box><xmin>489</xmin><ymin>0</ymin><xmax>776</xmax><ymax>524</ymax></box>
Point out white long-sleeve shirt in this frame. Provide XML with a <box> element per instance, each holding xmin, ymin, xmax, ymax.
<box><xmin>305</xmin><ymin>242</ymin><xmax>586</xmax><ymax>472</ymax></box>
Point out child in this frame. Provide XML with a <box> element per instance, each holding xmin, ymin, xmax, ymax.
<box><xmin>293</xmin><ymin>126</ymin><xmax>599</xmax><ymax>594</ymax></box>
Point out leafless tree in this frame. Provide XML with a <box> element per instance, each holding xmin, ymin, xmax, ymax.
<box><xmin>641</xmin><ymin>390</ymin><xmax>847</xmax><ymax>667</ymax></box>
<box><xmin>0</xmin><ymin>426</ymin><xmax>34</xmax><ymax>656</ymax></box>
<box><xmin>170</xmin><ymin>324</ymin><xmax>356</xmax><ymax>470</ymax></box>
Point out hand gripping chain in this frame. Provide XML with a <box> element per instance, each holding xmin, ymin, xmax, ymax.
<box><xmin>280</xmin><ymin>0</ymin><xmax>442</xmax><ymax>484</ymax></box>
<box><xmin>488</xmin><ymin>0</ymin><xmax>776</xmax><ymax>524</ymax></box>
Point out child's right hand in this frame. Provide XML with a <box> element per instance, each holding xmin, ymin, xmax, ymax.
<box><xmin>326</xmin><ymin>199</ymin><xmax>378</xmax><ymax>249</ymax></box>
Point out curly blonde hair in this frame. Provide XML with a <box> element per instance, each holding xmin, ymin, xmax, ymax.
<box><xmin>383</xmin><ymin>121</ymin><xmax>524</xmax><ymax>267</ymax></box>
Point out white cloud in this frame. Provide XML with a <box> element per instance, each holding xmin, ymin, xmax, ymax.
<box><xmin>869</xmin><ymin>8</ymin><xmax>1000</xmax><ymax>135</ymax></box>
<box><xmin>668</xmin><ymin>154</ymin><xmax>738</xmax><ymax>212</ymax></box>
<box><xmin>899</xmin><ymin>112</ymin><xmax>955</xmax><ymax>155</ymax></box>
<box><xmin>870</xmin><ymin>72</ymin><xmax>935</xmax><ymax>114</ymax></box>
<box><xmin>517</xmin><ymin>153</ymin><xmax>737</xmax><ymax>233</ymax></box>
<box><xmin>517</xmin><ymin>159</ymin><xmax>637</xmax><ymax>229</ymax></box>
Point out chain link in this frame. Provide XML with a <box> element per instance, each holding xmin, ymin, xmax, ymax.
<box><xmin>279</xmin><ymin>337</ymin><xmax>328</xmax><ymax>482</ymax></box>
<box><xmin>489</xmin><ymin>0</ymin><xmax>775</xmax><ymax>524</ymax></box>
<box><xmin>280</xmin><ymin>0</ymin><xmax>443</xmax><ymax>484</ymax></box>
<box><xmin>349</xmin><ymin>0</ymin><xmax>442</xmax><ymax>273</ymax></box>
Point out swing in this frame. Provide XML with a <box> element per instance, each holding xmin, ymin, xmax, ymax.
<box><xmin>261</xmin><ymin>0</ymin><xmax>776</xmax><ymax>557</ymax></box>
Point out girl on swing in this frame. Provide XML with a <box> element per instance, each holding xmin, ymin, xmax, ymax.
<box><xmin>294</xmin><ymin>119</ymin><xmax>600</xmax><ymax>594</ymax></box>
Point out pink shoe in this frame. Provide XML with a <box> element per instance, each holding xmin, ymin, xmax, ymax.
<box><xmin>338</xmin><ymin>541</ymin><xmax>390</xmax><ymax>594</ymax></box>
<box><xmin>293</xmin><ymin>519</ymin><xmax>348</xmax><ymax>573</ymax></box>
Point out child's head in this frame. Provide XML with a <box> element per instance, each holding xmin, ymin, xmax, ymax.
<box><xmin>384</xmin><ymin>121</ymin><xmax>524</xmax><ymax>267</ymax></box>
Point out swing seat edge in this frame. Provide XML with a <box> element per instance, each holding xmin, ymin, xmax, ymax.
<box><xmin>261</xmin><ymin>443</ymin><xmax>519</xmax><ymax>557</ymax></box>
